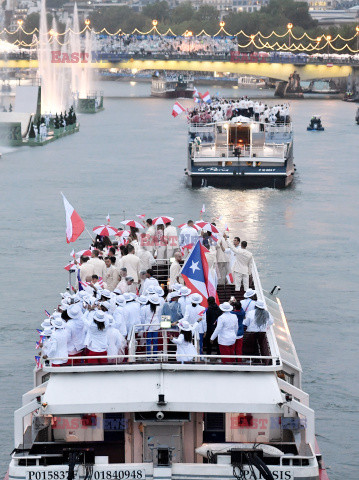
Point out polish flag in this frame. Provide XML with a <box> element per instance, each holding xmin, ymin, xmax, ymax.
<box><xmin>64</xmin><ymin>261</ymin><xmax>76</xmax><ymax>271</ymax></box>
<box><xmin>136</xmin><ymin>214</ymin><xmax>146</xmax><ymax>219</ymax></box>
<box><xmin>61</xmin><ymin>193</ymin><xmax>85</xmax><ymax>244</ymax></box>
<box><xmin>224</xmin><ymin>224</ymin><xmax>230</xmax><ymax>232</ymax></box>
<box><xmin>201</xmin><ymin>91</ymin><xmax>211</xmax><ymax>104</ymax></box>
<box><xmin>226</xmin><ymin>273</ymin><xmax>234</xmax><ymax>284</ymax></box>
<box><xmin>106</xmin><ymin>213</ymin><xmax>110</xmax><ymax>224</ymax></box>
<box><xmin>172</xmin><ymin>101</ymin><xmax>186</xmax><ymax>118</ymax></box>
<box><xmin>200</xmin><ymin>204</ymin><xmax>205</xmax><ymax>214</ymax></box>
<box><xmin>70</xmin><ymin>249</ymin><xmax>75</xmax><ymax>258</ymax></box>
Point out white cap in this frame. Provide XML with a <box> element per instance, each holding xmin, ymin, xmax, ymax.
<box><xmin>219</xmin><ymin>302</ymin><xmax>233</xmax><ymax>312</ymax></box>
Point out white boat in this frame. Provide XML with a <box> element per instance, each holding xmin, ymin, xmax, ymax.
<box><xmin>237</xmin><ymin>76</ymin><xmax>267</xmax><ymax>89</ymax></box>
<box><xmin>186</xmin><ymin>119</ymin><xmax>294</xmax><ymax>188</ymax></box>
<box><xmin>6</xmin><ymin>259</ymin><xmax>330</xmax><ymax>480</ymax></box>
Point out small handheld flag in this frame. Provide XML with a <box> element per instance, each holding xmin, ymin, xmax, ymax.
<box><xmin>201</xmin><ymin>91</ymin><xmax>211</xmax><ymax>104</ymax></box>
<box><xmin>106</xmin><ymin>213</ymin><xmax>110</xmax><ymax>224</ymax></box>
<box><xmin>172</xmin><ymin>101</ymin><xmax>186</xmax><ymax>118</ymax></box>
<box><xmin>44</xmin><ymin>310</ymin><xmax>51</xmax><ymax>317</ymax></box>
<box><xmin>35</xmin><ymin>355</ymin><xmax>42</xmax><ymax>369</ymax></box>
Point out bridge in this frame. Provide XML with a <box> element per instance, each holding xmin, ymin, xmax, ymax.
<box><xmin>1</xmin><ymin>52</ymin><xmax>358</xmax><ymax>81</ymax></box>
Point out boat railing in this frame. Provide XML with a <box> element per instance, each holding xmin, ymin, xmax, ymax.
<box><xmin>265</xmin><ymin>123</ymin><xmax>293</xmax><ymax>135</ymax></box>
<box><xmin>192</xmin><ymin>143</ymin><xmax>286</xmax><ymax>161</ymax></box>
<box><xmin>42</xmin><ymin>352</ymin><xmax>281</xmax><ymax>371</ymax></box>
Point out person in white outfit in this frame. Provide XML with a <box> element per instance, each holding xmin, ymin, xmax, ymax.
<box><xmin>137</xmin><ymin>247</ymin><xmax>156</xmax><ymax>271</ymax></box>
<box><xmin>45</xmin><ymin>318</ymin><xmax>69</xmax><ymax>366</ymax></box>
<box><xmin>106</xmin><ymin>316</ymin><xmax>127</xmax><ymax>363</ymax></box>
<box><xmin>169</xmin><ymin>252</ymin><xmax>183</xmax><ymax>287</ymax></box>
<box><xmin>88</xmin><ymin>250</ymin><xmax>107</xmax><ymax>279</ymax></box>
<box><xmin>113</xmin><ymin>295</ymin><xmax>128</xmax><ymax>337</ymax></box>
<box><xmin>178</xmin><ymin>286</ymin><xmax>192</xmax><ymax>315</ymax></box>
<box><xmin>123</xmin><ymin>292</ymin><xmax>141</xmax><ymax>339</ymax></box>
<box><xmin>210</xmin><ymin>302</ymin><xmax>237</xmax><ymax>363</ymax></box>
<box><xmin>170</xmin><ymin>319</ymin><xmax>201</xmax><ymax>363</ymax></box>
<box><xmin>243</xmin><ymin>300</ymin><xmax>274</xmax><ymax>332</ymax></box>
<box><xmin>141</xmin><ymin>294</ymin><xmax>161</xmax><ymax>355</ymax></box>
<box><xmin>65</xmin><ymin>304</ymin><xmax>86</xmax><ymax>365</ymax></box>
<box><xmin>182</xmin><ymin>292</ymin><xmax>206</xmax><ymax>352</ymax></box>
<box><xmin>225</xmin><ymin>236</ymin><xmax>253</xmax><ymax>292</ymax></box>
<box><xmin>164</xmin><ymin>222</ymin><xmax>179</xmax><ymax>259</ymax></box>
<box><xmin>240</xmin><ymin>289</ymin><xmax>257</xmax><ymax>316</ymax></box>
<box><xmin>85</xmin><ymin>310</ymin><xmax>109</xmax><ymax>364</ymax></box>
<box><xmin>155</xmin><ymin>225</ymin><xmax>166</xmax><ymax>264</ymax></box>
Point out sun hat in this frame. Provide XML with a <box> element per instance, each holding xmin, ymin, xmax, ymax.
<box><xmin>178</xmin><ymin>320</ymin><xmax>192</xmax><ymax>332</ymax></box>
<box><xmin>101</xmin><ymin>289</ymin><xmax>111</xmax><ymax>299</ymax></box>
<box><xmin>255</xmin><ymin>300</ymin><xmax>266</xmax><ymax>309</ymax></box>
<box><xmin>219</xmin><ymin>302</ymin><xmax>233</xmax><ymax>312</ymax></box>
<box><xmin>154</xmin><ymin>286</ymin><xmax>165</xmax><ymax>297</ymax></box>
<box><xmin>123</xmin><ymin>292</ymin><xmax>134</xmax><ymax>302</ymax></box>
<box><xmin>113</xmin><ymin>288</ymin><xmax>122</xmax><ymax>295</ymax></box>
<box><xmin>168</xmin><ymin>292</ymin><xmax>180</xmax><ymax>301</ymax></box>
<box><xmin>146</xmin><ymin>286</ymin><xmax>156</xmax><ymax>295</ymax></box>
<box><xmin>190</xmin><ymin>293</ymin><xmax>202</xmax><ymax>304</ymax></box>
<box><xmin>148</xmin><ymin>294</ymin><xmax>160</xmax><ymax>305</ymax></box>
<box><xmin>171</xmin><ymin>283</ymin><xmax>182</xmax><ymax>292</ymax></box>
<box><xmin>93</xmin><ymin>311</ymin><xmax>106</xmax><ymax>323</ymax></box>
<box><xmin>100</xmin><ymin>301</ymin><xmax>111</xmax><ymax>311</ymax></box>
<box><xmin>115</xmin><ymin>295</ymin><xmax>126</xmax><ymax>306</ymax></box>
<box><xmin>41</xmin><ymin>318</ymin><xmax>52</xmax><ymax>329</ymax></box>
<box><xmin>244</xmin><ymin>288</ymin><xmax>256</xmax><ymax>298</ymax></box>
<box><xmin>42</xmin><ymin>326</ymin><xmax>53</xmax><ymax>337</ymax></box>
<box><xmin>51</xmin><ymin>318</ymin><xmax>66</xmax><ymax>329</ymax></box>
<box><xmin>179</xmin><ymin>286</ymin><xmax>191</xmax><ymax>296</ymax></box>
<box><xmin>136</xmin><ymin>295</ymin><xmax>148</xmax><ymax>305</ymax></box>
<box><xmin>67</xmin><ymin>304</ymin><xmax>82</xmax><ymax>319</ymax></box>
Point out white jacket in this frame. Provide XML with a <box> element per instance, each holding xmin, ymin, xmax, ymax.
<box><xmin>210</xmin><ymin>312</ymin><xmax>237</xmax><ymax>346</ymax></box>
<box><xmin>140</xmin><ymin>304</ymin><xmax>160</xmax><ymax>332</ymax></box>
<box><xmin>88</xmin><ymin>257</ymin><xmax>107</xmax><ymax>279</ymax></box>
<box><xmin>228</xmin><ymin>244</ymin><xmax>253</xmax><ymax>275</ymax></box>
<box><xmin>47</xmin><ymin>329</ymin><xmax>70</xmax><ymax>365</ymax></box>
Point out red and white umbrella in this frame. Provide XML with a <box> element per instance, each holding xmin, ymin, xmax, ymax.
<box><xmin>115</xmin><ymin>230</ymin><xmax>130</xmax><ymax>238</ymax></box>
<box><xmin>93</xmin><ymin>225</ymin><xmax>119</xmax><ymax>236</ymax></box>
<box><xmin>153</xmin><ymin>216</ymin><xmax>174</xmax><ymax>226</ymax></box>
<box><xmin>178</xmin><ymin>222</ymin><xmax>200</xmax><ymax>231</ymax></box>
<box><xmin>121</xmin><ymin>220</ymin><xmax>145</xmax><ymax>229</ymax></box>
<box><xmin>195</xmin><ymin>222</ymin><xmax>219</xmax><ymax>234</ymax></box>
<box><xmin>76</xmin><ymin>249</ymin><xmax>92</xmax><ymax>257</ymax></box>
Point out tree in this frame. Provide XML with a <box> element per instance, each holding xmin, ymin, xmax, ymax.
<box><xmin>143</xmin><ymin>1</ymin><xmax>170</xmax><ymax>23</ymax></box>
<box><xmin>170</xmin><ymin>2</ymin><xmax>195</xmax><ymax>25</ymax></box>
<box><xmin>194</xmin><ymin>5</ymin><xmax>219</xmax><ymax>25</ymax></box>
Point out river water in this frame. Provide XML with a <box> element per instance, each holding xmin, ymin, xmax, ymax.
<box><xmin>0</xmin><ymin>80</ymin><xmax>358</xmax><ymax>480</ymax></box>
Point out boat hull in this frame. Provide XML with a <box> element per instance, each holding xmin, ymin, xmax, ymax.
<box><xmin>151</xmin><ymin>89</ymin><xmax>194</xmax><ymax>98</ymax></box>
<box><xmin>187</xmin><ymin>170</ymin><xmax>294</xmax><ymax>189</ymax></box>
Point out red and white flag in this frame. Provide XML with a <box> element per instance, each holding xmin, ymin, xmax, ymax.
<box><xmin>200</xmin><ymin>204</ymin><xmax>205</xmax><ymax>214</ymax></box>
<box><xmin>136</xmin><ymin>214</ymin><xmax>146</xmax><ymax>219</ymax></box>
<box><xmin>224</xmin><ymin>224</ymin><xmax>229</xmax><ymax>232</ymax></box>
<box><xmin>226</xmin><ymin>273</ymin><xmax>234</xmax><ymax>284</ymax></box>
<box><xmin>61</xmin><ymin>193</ymin><xmax>85</xmax><ymax>244</ymax></box>
<box><xmin>172</xmin><ymin>101</ymin><xmax>186</xmax><ymax>118</ymax></box>
<box><xmin>106</xmin><ymin>213</ymin><xmax>110</xmax><ymax>224</ymax></box>
<box><xmin>70</xmin><ymin>249</ymin><xmax>75</xmax><ymax>258</ymax></box>
<box><xmin>64</xmin><ymin>261</ymin><xmax>76</xmax><ymax>271</ymax></box>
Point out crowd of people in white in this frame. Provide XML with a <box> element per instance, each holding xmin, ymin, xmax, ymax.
<box><xmin>188</xmin><ymin>97</ymin><xmax>291</xmax><ymax>125</ymax></box>
<box><xmin>37</xmin><ymin>218</ymin><xmax>274</xmax><ymax>366</ymax></box>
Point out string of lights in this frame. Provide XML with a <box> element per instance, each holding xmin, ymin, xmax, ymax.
<box><xmin>1</xmin><ymin>22</ymin><xmax>358</xmax><ymax>52</ymax></box>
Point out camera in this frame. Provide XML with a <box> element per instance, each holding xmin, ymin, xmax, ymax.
<box><xmin>156</xmin><ymin>411</ymin><xmax>164</xmax><ymax>421</ymax></box>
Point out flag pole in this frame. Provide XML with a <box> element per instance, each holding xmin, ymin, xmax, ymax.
<box><xmin>85</xmin><ymin>226</ymin><xmax>95</xmax><ymax>242</ymax></box>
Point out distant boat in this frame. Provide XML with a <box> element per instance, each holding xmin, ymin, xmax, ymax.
<box><xmin>151</xmin><ymin>71</ymin><xmax>194</xmax><ymax>98</ymax></box>
<box><xmin>237</xmin><ymin>76</ymin><xmax>266</xmax><ymax>89</ymax></box>
<box><xmin>307</xmin><ymin>116</ymin><xmax>324</xmax><ymax>131</ymax></box>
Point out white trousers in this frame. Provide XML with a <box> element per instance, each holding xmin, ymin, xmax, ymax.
<box><xmin>218</xmin><ymin>262</ymin><xmax>229</xmax><ymax>285</ymax></box>
<box><xmin>234</xmin><ymin>273</ymin><xmax>249</xmax><ymax>291</ymax></box>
